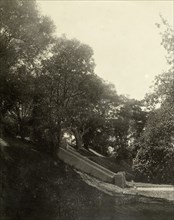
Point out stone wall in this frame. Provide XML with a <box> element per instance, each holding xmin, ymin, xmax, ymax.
<box><xmin>58</xmin><ymin>147</ymin><xmax>126</xmax><ymax>188</ymax></box>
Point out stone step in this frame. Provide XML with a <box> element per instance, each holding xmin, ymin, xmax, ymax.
<box><xmin>58</xmin><ymin>147</ymin><xmax>126</xmax><ymax>188</ymax></box>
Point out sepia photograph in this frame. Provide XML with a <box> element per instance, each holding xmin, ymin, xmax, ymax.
<box><xmin>0</xmin><ymin>0</ymin><xmax>174</xmax><ymax>219</ymax></box>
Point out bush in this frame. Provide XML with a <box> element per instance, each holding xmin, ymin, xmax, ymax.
<box><xmin>133</xmin><ymin>143</ymin><xmax>174</xmax><ymax>184</ymax></box>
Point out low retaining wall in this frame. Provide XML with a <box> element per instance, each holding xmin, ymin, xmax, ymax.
<box><xmin>58</xmin><ymin>147</ymin><xmax>126</xmax><ymax>188</ymax></box>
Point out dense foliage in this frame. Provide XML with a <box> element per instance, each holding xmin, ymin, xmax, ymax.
<box><xmin>133</xmin><ymin>17</ymin><xmax>174</xmax><ymax>184</ymax></box>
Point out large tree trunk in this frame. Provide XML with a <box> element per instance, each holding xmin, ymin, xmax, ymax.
<box><xmin>0</xmin><ymin>112</ymin><xmax>3</xmax><ymax>138</ymax></box>
<box><xmin>51</xmin><ymin>125</ymin><xmax>61</xmax><ymax>159</ymax></box>
<box><xmin>18</xmin><ymin>119</ymin><xmax>25</xmax><ymax>141</ymax></box>
<box><xmin>72</xmin><ymin>128</ymin><xmax>83</xmax><ymax>150</ymax></box>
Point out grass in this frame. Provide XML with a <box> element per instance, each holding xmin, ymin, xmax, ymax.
<box><xmin>0</xmin><ymin>137</ymin><xmax>108</xmax><ymax>220</ymax></box>
<box><xmin>0</xmin><ymin>137</ymin><xmax>174</xmax><ymax>220</ymax></box>
<box><xmin>78</xmin><ymin>149</ymin><xmax>135</xmax><ymax>181</ymax></box>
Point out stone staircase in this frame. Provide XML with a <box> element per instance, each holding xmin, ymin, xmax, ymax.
<box><xmin>58</xmin><ymin>147</ymin><xmax>126</xmax><ymax>188</ymax></box>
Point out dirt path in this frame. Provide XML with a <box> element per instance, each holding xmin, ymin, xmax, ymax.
<box><xmin>76</xmin><ymin>170</ymin><xmax>174</xmax><ymax>202</ymax></box>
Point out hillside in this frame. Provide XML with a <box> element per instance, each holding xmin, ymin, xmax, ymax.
<box><xmin>0</xmin><ymin>137</ymin><xmax>174</xmax><ymax>220</ymax></box>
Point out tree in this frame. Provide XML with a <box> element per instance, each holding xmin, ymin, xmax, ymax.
<box><xmin>67</xmin><ymin>75</ymin><xmax>108</xmax><ymax>150</ymax></box>
<box><xmin>145</xmin><ymin>16</ymin><xmax>174</xmax><ymax>109</ymax></box>
<box><xmin>0</xmin><ymin>0</ymin><xmax>55</xmax><ymax>137</ymax></box>
<box><xmin>32</xmin><ymin>37</ymin><xmax>98</xmax><ymax>155</ymax></box>
<box><xmin>134</xmin><ymin>17</ymin><xmax>174</xmax><ymax>184</ymax></box>
<box><xmin>81</xmin><ymin>82</ymin><xmax>120</xmax><ymax>154</ymax></box>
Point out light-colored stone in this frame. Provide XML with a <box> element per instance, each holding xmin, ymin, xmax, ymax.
<box><xmin>114</xmin><ymin>172</ymin><xmax>126</xmax><ymax>188</ymax></box>
<box><xmin>58</xmin><ymin>147</ymin><xmax>126</xmax><ymax>188</ymax></box>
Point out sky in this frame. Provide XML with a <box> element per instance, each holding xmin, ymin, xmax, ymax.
<box><xmin>37</xmin><ymin>0</ymin><xmax>173</xmax><ymax>100</ymax></box>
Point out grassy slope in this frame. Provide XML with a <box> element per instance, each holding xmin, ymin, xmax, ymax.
<box><xmin>0</xmin><ymin>138</ymin><xmax>109</xmax><ymax>220</ymax></box>
<box><xmin>0</xmin><ymin>138</ymin><xmax>174</xmax><ymax>220</ymax></box>
<box><xmin>78</xmin><ymin>148</ymin><xmax>134</xmax><ymax>180</ymax></box>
